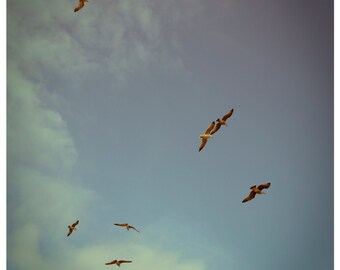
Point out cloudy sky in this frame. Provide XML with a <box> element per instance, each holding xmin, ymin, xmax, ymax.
<box><xmin>7</xmin><ymin>0</ymin><xmax>333</xmax><ymax>270</ymax></box>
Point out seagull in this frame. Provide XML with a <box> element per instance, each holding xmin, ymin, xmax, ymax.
<box><xmin>105</xmin><ymin>260</ymin><xmax>132</xmax><ymax>267</ymax></box>
<box><xmin>210</xmin><ymin>108</ymin><xmax>234</xmax><ymax>135</ymax></box>
<box><xmin>74</xmin><ymin>0</ymin><xmax>88</xmax><ymax>12</ymax></box>
<box><xmin>242</xmin><ymin>182</ymin><xmax>271</xmax><ymax>203</ymax></box>
<box><xmin>114</xmin><ymin>223</ymin><xmax>140</xmax><ymax>233</ymax></box>
<box><xmin>67</xmin><ymin>220</ymin><xmax>79</xmax><ymax>237</ymax></box>
<box><xmin>198</xmin><ymin>121</ymin><xmax>215</xmax><ymax>152</ymax></box>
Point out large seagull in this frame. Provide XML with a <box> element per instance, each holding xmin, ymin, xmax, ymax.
<box><xmin>114</xmin><ymin>223</ymin><xmax>140</xmax><ymax>233</ymax></box>
<box><xmin>67</xmin><ymin>220</ymin><xmax>79</xmax><ymax>237</ymax></box>
<box><xmin>105</xmin><ymin>260</ymin><xmax>132</xmax><ymax>267</ymax></box>
<box><xmin>242</xmin><ymin>182</ymin><xmax>271</xmax><ymax>203</ymax></box>
<box><xmin>198</xmin><ymin>121</ymin><xmax>215</xmax><ymax>152</ymax></box>
<box><xmin>210</xmin><ymin>108</ymin><xmax>234</xmax><ymax>135</ymax></box>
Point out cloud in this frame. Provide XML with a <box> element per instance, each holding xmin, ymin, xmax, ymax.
<box><xmin>7</xmin><ymin>1</ymin><xmax>210</xmax><ymax>270</ymax></box>
<box><xmin>7</xmin><ymin>62</ymin><xmax>207</xmax><ymax>270</ymax></box>
<box><xmin>7</xmin><ymin>0</ymin><xmax>187</xmax><ymax>85</ymax></box>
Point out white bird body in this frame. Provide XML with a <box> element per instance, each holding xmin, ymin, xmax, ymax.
<box><xmin>198</xmin><ymin>121</ymin><xmax>215</xmax><ymax>151</ymax></box>
<box><xmin>199</xmin><ymin>134</ymin><xmax>213</xmax><ymax>139</ymax></box>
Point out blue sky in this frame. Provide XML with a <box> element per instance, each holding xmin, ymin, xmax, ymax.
<box><xmin>7</xmin><ymin>0</ymin><xmax>333</xmax><ymax>270</ymax></box>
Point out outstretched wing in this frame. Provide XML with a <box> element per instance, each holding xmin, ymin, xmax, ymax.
<box><xmin>242</xmin><ymin>190</ymin><xmax>256</xmax><ymax>203</ymax></box>
<box><xmin>115</xmin><ymin>223</ymin><xmax>128</xmax><ymax>227</ymax></box>
<box><xmin>257</xmin><ymin>182</ymin><xmax>271</xmax><ymax>190</ymax></box>
<box><xmin>119</xmin><ymin>260</ymin><xmax>132</xmax><ymax>264</ymax></box>
<box><xmin>105</xmin><ymin>260</ymin><xmax>117</xmax><ymax>265</ymax></box>
<box><xmin>74</xmin><ymin>0</ymin><xmax>85</xmax><ymax>12</ymax></box>
<box><xmin>72</xmin><ymin>220</ymin><xmax>79</xmax><ymax>227</ymax></box>
<box><xmin>129</xmin><ymin>226</ymin><xmax>140</xmax><ymax>233</ymax></box>
<box><xmin>198</xmin><ymin>138</ymin><xmax>208</xmax><ymax>152</ymax></box>
<box><xmin>222</xmin><ymin>108</ymin><xmax>234</xmax><ymax>121</ymax></box>
<box><xmin>210</xmin><ymin>122</ymin><xmax>222</xmax><ymax>135</ymax></box>
<box><xmin>67</xmin><ymin>227</ymin><xmax>73</xmax><ymax>237</ymax></box>
<box><xmin>205</xmin><ymin>121</ymin><xmax>215</xmax><ymax>134</ymax></box>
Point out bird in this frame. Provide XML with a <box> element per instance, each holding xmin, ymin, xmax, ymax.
<box><xmin>74</xmin><ymin>0</ymin><xmax>88</xmax><ymax>12</ymax></box>
<box><xmin>210</xmin><ymin>108</ymin><xmax>234</xmax><ymax>135</ymax></box>
<box><xmin>67</xmin><ymin>220</ymin><xmax>79</xmax><ymax>237</ymax></box>
<box><xmin>242</xmin><ymin>182</ymin><xmax>271</xmax><ymax>203</ymax></box>
<box><xmin>198</xmin><ymin>121</ymin><xmax>215</xmax><ymax>152</ymax></box>
<box><xmin>105</xmin><ymin>260</ymin><xmax>132</xmax><ymax>267</ymax></box>
<box><xmin>114</xmin><ymin>223</ymin><xmax>140</xmax><ymax>233</ymax></box>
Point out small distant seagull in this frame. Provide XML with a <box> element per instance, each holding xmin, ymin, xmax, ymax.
<box><xmin>210</xmin><ymin>108</ymin><xmax>234</xmax><ymax>135</ymax></box>
<box><xmin>67</xmin><ymin>220</ymin><xmax>79</xmax><ymax>237</ymax></box>
<box><xmin>105</xmin><ymin>260</ymin><xmax>132</xmax><ymax>267</ymax></box>
<box><xmin>242</xmin><ymin>182</ymin><xmax>271</xmax><ymax>203</ymax></box>
<box><xmin>74</xmin><ymin>0</ymin><xmax>88</xmax><ymax>12</ymax></box>
<box><xmin>114</xmin><ymin>223</ymin><xmax>140</xmax><ymax>233</ymax></box>
<box><xmin>198</xmin><ymin>121</ymin><xmax>215</xmax><ymax>152</ymax></box>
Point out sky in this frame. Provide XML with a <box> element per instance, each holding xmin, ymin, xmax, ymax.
<box><xmin>7</xmin><ymin>0</ymin><xmax>333</xmax><ymax>270</ymax></box>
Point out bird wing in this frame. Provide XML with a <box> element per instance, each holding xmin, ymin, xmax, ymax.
<box><xmin>74</xmin><ymin>0</ymin><xmax>85</xmax><ymax>12</ymax></box>
<box><xmin>210</xmin><ymin>122</ymin><xmax>221</xmax><ymax>135</ymax></box>
<box><xmin>242</xmin><ymin>190</ymin><xmax>256</xmax><ymax>203</ymax></box>
<box><xmin>198</xmin><ymin>138</ymin><xmax>208</xmax><ymax>152</ymax></box>
<box><xmin>115</xmin><ymin>223</ymin><xmax>128</xmax><ymax>227</ymax></box>
<box><xmin>205</xmin><ymin>121</ymin><xmax>215</xmax><ymax>134</ymax></box>
<box><xmin>222</xmin><ymin>108</ymin><xmax>234</xmax><ymax>121</ymax></box>
<box><xmin>119</xmin><ymin>261</ymin><xmax>132</xmax><ymax>264</ymax></box>
<box><xmin>129</xmin><ymin>226</ymin><xmax>140</xmax><ymax>233</ymax></box>
<box><xmin>105</xmin><ymin>260</ymin><xmax>117</xmax><ymax>265</ymax></box>
<box><xmin>257</xmin><ymin>182</ymin><xmax>271</xmax><ymax>190</ymax></box>
<box><xmin>67</xmin><ymin>227</ymin><xmax>73</xmax><ymax>237</ymax></box>
<box><xmin>72</xmin><ymin>220</ymin><xmax>79</xmax><ymax>227</ymax></box>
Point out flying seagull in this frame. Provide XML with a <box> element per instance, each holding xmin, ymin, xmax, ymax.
<box><xmin>114</xmin><ymin>223</ymin><xmax>140</xmax><ymax>233</ymax></box>
<box><xmin>105</xmin><ymin>260</ymin><xmax>132</xmax><ymax>267</ymax></box>
<box><xmin>67</xmin><ymin>220</ymin><xmax>79</xmax><ymax>237</ymax></box>
<box><xmin>198</xmin><ymin>121</ymin><xmax>215</xmax><ymax>152</ymax></box>
<box><xmin>242</xmin><ymin>182</ymin><xmax>271</xmax><ymax>203</ymax></box>
<box><xmin>74</xmin><ymin>0</ymin><xmax>88</xmax><ymax>12</ymax></box>
<box><xmin>210</xmin><ymin>108</ymin><xmax>234</xmax><ymax>135</ymax></box>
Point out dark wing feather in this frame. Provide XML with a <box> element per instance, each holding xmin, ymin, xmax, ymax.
<box><xmin>129</xmin><ymin>226</ymin><xmax>140</xmax><ymax>233</ymax></box>
<box><xmin>115</xmin><ymin>223</ymin><xmax>128</xmax><ymax>227</ymax></box>
<box><xmin>210</xmin><ymin>123</ymin><xmax>221</xmax><ymax>135</ymax></box>
<box><xmin>198</xmin><ymin>138</ymin><xmax>207</xmax><ymax>152</ymax></box>
<box><xmin>72</xmin><ymin>220</ymin><xmax>79</xmax><ymax>227</ymax></box>
<box><xmin>119</xmin><ymin>261</ymin><xmax>132</xmax><ymax>264</ymax></box>
<box><xmin>74</xmin><ymin>0</ymin><xmax>84</xmax><ymax>12</ymax></box>
<box><xmin>67</xmin><ymin>227</ymin><xmax>73</xmax><ymax>237</ymax></box>
<box><xmin>105</xmin><ymin>260</ymin><xmax>117</xmax><ymax>265</ymax></box>
<box><xmin>222</xmin><ymin>108</ymin><xmax>234</xmax><ymax>121</ymax></box>
<box><xmin>242</xmin><ymin>190</ymin><xmax>256</xmax><ymax>203</ymax></box>
<box><xmin>205</xmin><ymin>121</ymin><xmax>215</xmax><ymax>134</ymax></box>
<box><xmin>257</xmin><ymin>182</ymin><xmax>271</xmax><ymax>190</ymax></box>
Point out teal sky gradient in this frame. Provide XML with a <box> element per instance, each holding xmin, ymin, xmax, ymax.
<box><xmin>8</xmin><ymin>0</ymin><xmax>333</xmax><ymax>270</ymax></box>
